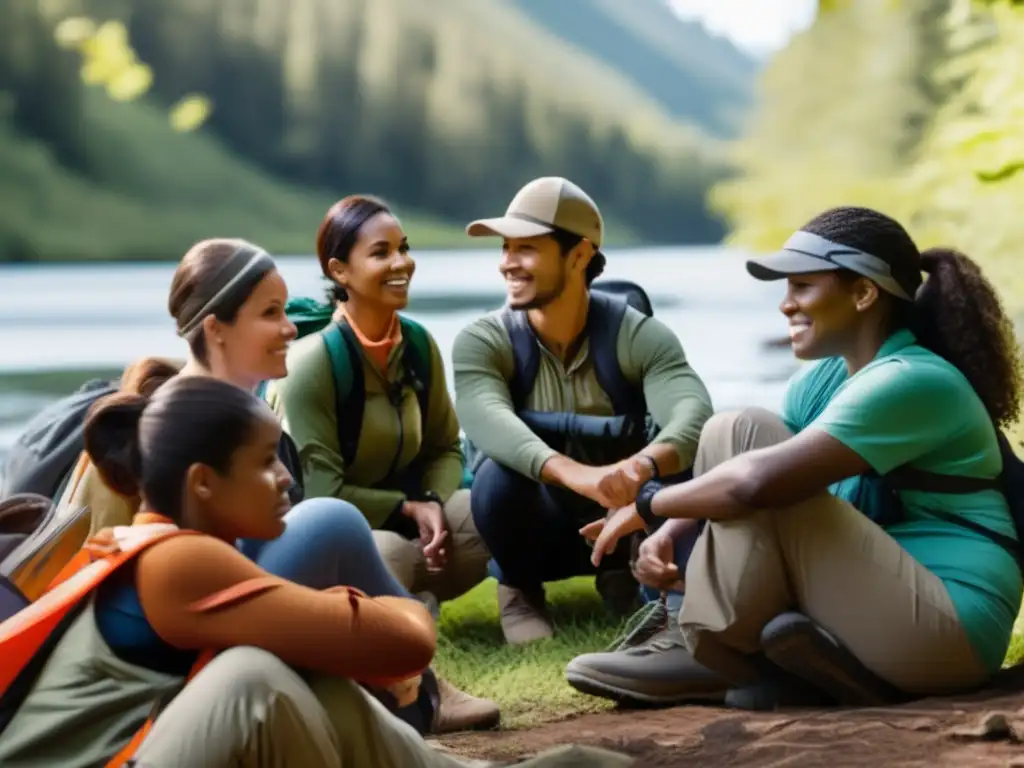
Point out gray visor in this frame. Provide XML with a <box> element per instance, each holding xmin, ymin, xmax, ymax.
<box><xmin>746</xmin><ymin>230</ymin><xmax>914</xmax><ymax>301</ymax></box>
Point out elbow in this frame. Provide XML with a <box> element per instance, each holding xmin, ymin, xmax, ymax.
<box><xmin>403</xmin><ymin>616</ymin><xmax>438</xmax><ymax>674</ymax></box>
<box><xmin>728</xmin><ymin>457</ymin><xmax>771</xmax><ymax>510</ymax></box>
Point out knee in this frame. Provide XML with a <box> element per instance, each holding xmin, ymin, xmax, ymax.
<box><xmin>284</xmin><ymin>498</ymin><xmax>375</xmax><ymax>552</ymax></box>
<box><xmin>198</xmin><ymin>647</ymin><xmax>300</xmax><ymax>703</ymax></box>
<box><xmin>698</xmin><ymin>407</ymin><xmax>791</xmax><ymax>457</ymax></box>
<box><xmin>470</xmin><ymin>460</ymin><xmax>528</xmax><ymax>528</ymax></box>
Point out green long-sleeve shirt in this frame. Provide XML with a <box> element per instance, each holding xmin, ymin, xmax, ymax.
<box><xmin>267</xmin><ymin>323</ymin><xmax>463</xmax><ymax>528</ymax></box>
<box><xmin>452</xmin><ymin>304</ymin><xmax>714</xmax><ymax>480</ymax></box>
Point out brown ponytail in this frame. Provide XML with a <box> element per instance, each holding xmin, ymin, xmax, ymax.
<box><xmin>84</xmin><ymin>392</ymin><xmax>148</xmax><ymax>498</ymax></box>
<box><xmin>912</xmin><ymin>248</ymin><xmax>1023</xmax><ymax>427</ymax></box>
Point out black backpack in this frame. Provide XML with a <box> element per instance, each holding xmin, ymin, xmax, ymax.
<box><xmin>1</xmin><ymin>379</ymin><xmax>118</xmax><ymax>501</ymax></box>
<box><xmin>460</xmin><ymin>279</ymin><xmax>657</xmax><ymax>478</ymax></box>
<box><xmin>879</xmin><ymin>430</ymin><xmax>1024</xmax><ymax>569</ymax></box>
<box><xmin>503</xmin><ymin>279</ymin><xmax>655</xmax><ymax>444</ymax></box>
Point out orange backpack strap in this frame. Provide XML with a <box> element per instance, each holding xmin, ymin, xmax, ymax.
<box><xmin>0</xmin><ymin>526</ymin><xmax>195</xmax><ymax>696</ymax></box>
<box><xmin>104</xmin><ymin>648</ymin><xmax>216</xmax><ymax>768</ymax></box>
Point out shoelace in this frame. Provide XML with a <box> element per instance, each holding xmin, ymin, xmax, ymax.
<box><xmin>605</xmin><ymin>592</ymin><xmax>669</xmax><ymax>652</ymax></box>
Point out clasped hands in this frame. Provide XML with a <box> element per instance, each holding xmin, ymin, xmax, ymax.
<box><xmin>570</xmin><ymin>455</ymin><xmax>686</xmax><ymax>592</ymax></box>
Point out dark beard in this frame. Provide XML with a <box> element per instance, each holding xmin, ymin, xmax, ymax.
<box><xmin>509</xmin><ymin>271</ymin><xmax>567</xmax><ymax>310</ymax></box>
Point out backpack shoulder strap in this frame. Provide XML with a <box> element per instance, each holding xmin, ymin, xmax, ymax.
<box><xmin>0</xmin><ymin>526</ymin><xmax>193</xmax><ymax>696</ymax></box>
<box><xmin>398</xmin><ymin>316</ymin><xmax>432</xmax><ymax>429</ymax></box>
<box><xmin>587</xmin><ymin>292</ymin><xmax>646</xmax><ymax>417</ymax></box>
<box><xmin>499</xmin><ymin>307</ymin><xmax>540</xmax><ymax>412</ymax></box>
<box><xmin>323</xmin><ymin>322</ymin><xmax>364</xmax><ymax>469</ymax></box>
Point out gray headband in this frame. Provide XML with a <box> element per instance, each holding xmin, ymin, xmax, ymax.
<box><xmin>176</xmin><ymin>246</ymin><xmax>275</xmax><ymax>337</ymax></box>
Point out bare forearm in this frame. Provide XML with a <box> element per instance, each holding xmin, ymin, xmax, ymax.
<box><xmin>650</xmin><ymin>455</ymin><xmax>757</xmax><ymax>521</ymax></box>
<box><xmin>539</xmin><ymin>454</ymin><xmax>579</xmax><ymax>487</ymax></box>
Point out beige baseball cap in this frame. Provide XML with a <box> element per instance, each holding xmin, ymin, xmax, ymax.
<box><xmin>466</xmin><ymin>177</ymin><xmax>603</xmax><ymax>248</ymax></box>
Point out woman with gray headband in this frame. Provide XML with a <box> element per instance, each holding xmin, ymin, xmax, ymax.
<box><xmin>570</xmin><ymin>205</ymin><xmax>1022</xmax><ymax>712</ymax></box>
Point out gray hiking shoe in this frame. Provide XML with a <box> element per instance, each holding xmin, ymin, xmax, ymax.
<box><xmin>565</xmin><ymin>621</ymin><xmax>728</xmax><ymax>705</ymax></box>
<box><xmin>606</xmin><ymin>596</ymin><xmax>669</xmax><ymax>652</ymax></box>
<box><xmin>498</xmin><ymin>584</ymin><xmax>553</xmax><ymax>645</ymax></box>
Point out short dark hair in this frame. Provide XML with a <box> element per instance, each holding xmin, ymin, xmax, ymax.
<box><xmin>550</xmin><ymin>227</ymin><xmax>605</xmax><ymax>286</ymax></box>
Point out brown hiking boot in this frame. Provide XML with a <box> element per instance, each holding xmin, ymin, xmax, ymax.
<box><xmin>595</xmin><ymin>568</ymin><xmax>642</xmax><ymax>617</ymax></box>
<box><xmin>498</xmin><ymin>584</ymin><xmax>553</xmax><ymax>645</ymax></box>
<box><xmin>565</xmin><ymin>622</ymin><xmax>728</xmax><ymax>705</ymax></box>
<box><xmin>431</xmin><ymin>677</ymin><xmax>501</xmax><ymax>733</ymax></box>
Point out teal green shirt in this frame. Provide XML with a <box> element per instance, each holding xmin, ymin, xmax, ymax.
<box><xmin>781</xmin><ymin>329</ymin><xmax>1022</xmax><ymax>672</ymax></box>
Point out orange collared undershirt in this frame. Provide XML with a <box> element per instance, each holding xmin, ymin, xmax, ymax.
<box><xmin>342</xmin><ymin>309</ymin><xmax>402</xmax><ymax>371</ymax></box>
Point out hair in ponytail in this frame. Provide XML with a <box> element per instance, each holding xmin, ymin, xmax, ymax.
<box><xmin>84</xmin><ymin>393</ymin><xmax>147</xmax><ymax>498</ymax></box>
<box><xmin>83</xmin><ymin>377</ymin><xmax>270</xmax><ymax>519</ymax></box>
<box><xmin>801</xmin><ymin>207</ymin><xmax>1023</xmax><ymax>427</ymax></box>
<box><xmin>912</xmin><ymin>248</ymin><xmax>1023</xmax><ymax>427</ymax></box>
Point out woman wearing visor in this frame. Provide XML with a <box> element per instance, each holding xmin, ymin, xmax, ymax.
<box><xmin>575</xmin><ymin>205</ymin><xmax>1022</xmax><ymax>709</ymax></box>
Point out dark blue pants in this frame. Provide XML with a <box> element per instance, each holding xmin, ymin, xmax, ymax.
<box><xmin>238</xmin><ymin>497</ymin><xmax>410</xmax><ymax>598</ymax></box>
<box><xmin>470</xmin><ymin>459</ymin><xmax>633</xmax><ymax>591</ymax></box>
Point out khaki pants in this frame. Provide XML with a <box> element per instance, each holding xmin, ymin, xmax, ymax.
<box><xmin>373</xmin><ymin>490</ymin><xmax>490</xmax><ymax>602</ymax></box>
<box><xmin>132</xmin><ymin>647</ymin><xmax>631</xmax><ymax>768</ymax></box>
<box><xmin>678</xmin><ymin>407</ymin><xmax>988</xmax><ymax>695</ymax></box>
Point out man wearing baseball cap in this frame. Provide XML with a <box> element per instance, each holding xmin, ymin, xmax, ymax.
<box><xmin>452</xmin><ymin>177</ymin><xmax>714</xmax><ymax>646</ymax></box>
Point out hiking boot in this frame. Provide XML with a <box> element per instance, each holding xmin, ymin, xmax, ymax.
<box><xmin>606</xmin><ymin>596</ymin><xmax>669</xmax><ymax>652</ymax></box>
<box><xmin>431</xmin><ymin>677</ymin><xmax>501</xmax><ymax>733</ymax></box>
<box><xmin>565</xmin><ymin>621</ymin><xmax>728</xmax><ymax>705</ymax></box>
<box><xmin>498</xmin><ymin>584</ymin><xmax>553</xmax><ymax>645</ymax></box>
<box><xmin>723</xmin><ymin>663</ymin><xmax>834</xmax><ymax>711</ymax></box>
<box><xmin>760</xmin><ymin>612</ymin><xmax>908</xmax><ymax>707</ymax></box>
<box><xmin>595</xmin><ymin>568</ymin><xmax>642</xmax><ymax>617</ymax></box>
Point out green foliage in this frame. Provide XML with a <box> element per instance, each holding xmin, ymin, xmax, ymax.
<box><xmin>710</xmin><ymin>0</ymin><xmax>1024</xmax><ymax>309</ymax></box>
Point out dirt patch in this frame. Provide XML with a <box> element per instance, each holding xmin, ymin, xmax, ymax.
<box><xmin>436</xmin><ymin>666</ymin><xmax>1024</xmax><ymax>766</ymax></box>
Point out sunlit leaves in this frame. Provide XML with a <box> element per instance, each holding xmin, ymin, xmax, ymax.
<box><xmin>713</xmin><ymin>0</ymin><xmax>1024</xmax><ymax>309</ymax></box>
<box><xmin>52</xmin><ymin>16</ymin><xmax>210</xmax><ymax>130</ymax></box>
<box><xmin>169</xmin><ymin>95</ymin><xmax>213</xmax><ymax>132</ymax></box>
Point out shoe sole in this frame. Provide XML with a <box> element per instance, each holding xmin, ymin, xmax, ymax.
<box><xmin>433</xmin><ymin>712</ymin><xmax>502</xmax><ymax>734</ymax></box>
<box><xmin>565</xmin><ymin>669</ymin><xmax>727</xmax><ymax>707</ymax></box>
<box><xmin>762</xmin><ymin>616</ymin><xmax>904</xmax><ymax>707</ymax></box>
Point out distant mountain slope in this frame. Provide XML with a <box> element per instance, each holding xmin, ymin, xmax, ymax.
<box><xmin>507</xmin><ymin>0</ymin><xmax>759</xmax><ymax>136</ymax></box>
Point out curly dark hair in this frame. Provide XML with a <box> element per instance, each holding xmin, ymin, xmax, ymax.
<box><xmin>802</xmin><ymin>206</ymin><xmax>1023</xmax><ymax>428</ymax></box>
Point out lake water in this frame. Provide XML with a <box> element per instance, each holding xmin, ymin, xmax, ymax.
<box><xmin>0</xmin><ymin>246</ymin><xmax>799</xmax><ymax>475</ymax></box>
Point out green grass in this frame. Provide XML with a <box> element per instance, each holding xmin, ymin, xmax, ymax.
<box><xmin>434</xmin><ymin>578</ymin><xmax>1024</xmax><ymax>730</ymax></box>
<box><xmin>433</xmin><ymin>576</ymin><xmax>622</xmax><ymax>729</ymax></box>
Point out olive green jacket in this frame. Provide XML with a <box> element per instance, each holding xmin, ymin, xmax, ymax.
<box><xmin>268</xmin><ymin>323</ymin><xmax>462</xmax><ymax>527</ymax></box>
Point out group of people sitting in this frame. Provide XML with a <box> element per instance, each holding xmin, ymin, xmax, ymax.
<box><xmin>0</xmin><ymin>174</ymin><xmax>1021</xmax><ymax>767</ymax></box>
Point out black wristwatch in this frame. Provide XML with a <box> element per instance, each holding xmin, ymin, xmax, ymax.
<box><xmin>421</xmin><ymin>490</ymin><xmax>444</xmax><ymax>509</ymax></box>
<box><xmin>635</xmin><ymin>479</ymin><xmax>662</xmax><ymax>529</ymax></box>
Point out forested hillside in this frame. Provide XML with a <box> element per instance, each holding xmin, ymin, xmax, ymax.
<box><xmin>511</xmin><ymin>0</ymin><xmax>757</xmax><ymax>136</ymax></box>
<box><xmin>0</xmin><ymin>0</ymin><xmax>754</xmax><ymax>261</ymax></box>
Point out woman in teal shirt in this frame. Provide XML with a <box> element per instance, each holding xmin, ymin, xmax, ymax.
<box><xmin>579</xmin><ymin>205</ymin><xmax>1022</xmax><ymax>708</ymax></box>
